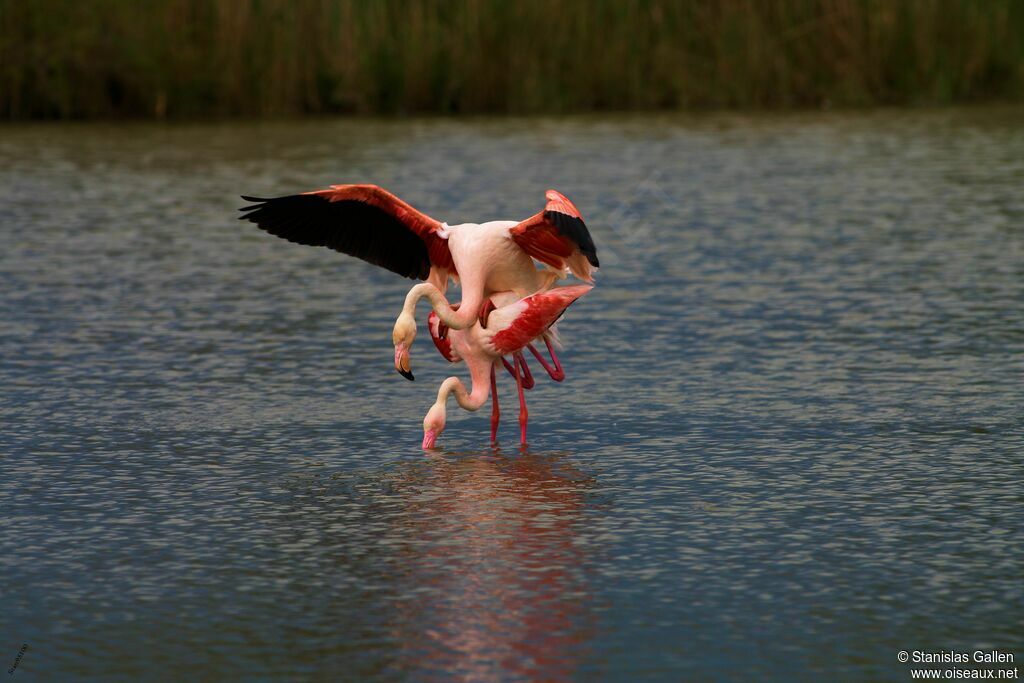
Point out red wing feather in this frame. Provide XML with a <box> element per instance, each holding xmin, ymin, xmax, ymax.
<box><xmin>509</xmin><ymin>190</ymin><xmax>599</xmax><ymax>282</ymax></box>
<box><xmin>490</xmin><ymin>285</ymin><xmax>592</xmax><ymax>356</ymax></box>
<box><xmin>427</xmin><ymin>310</ymin><xmax>459</xmax><ymax>362</ymax></box>
<box><xmin>239</xmin><ymin>183</ymin><xmax>455</xmax><ymax>280</ymax></box>
<box><xmin>307</xmin><ymin>185</ymin><xmax>456</xmax><ymax>272</ymax></box>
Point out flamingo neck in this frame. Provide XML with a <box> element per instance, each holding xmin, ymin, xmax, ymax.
<box><xmin>402</xmin><ymin>282</ymin><xmax>483</xmax><ymax>330</ymax></box>
<box><xmin>438</xmin><ymin>357</ymin><xmax>492</xmax><ymax>412</ymax></box>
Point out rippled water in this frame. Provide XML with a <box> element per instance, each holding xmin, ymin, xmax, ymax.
<box><xmin>2</xmin><ymin>109</ymin><xmax>1022</xmax><ymax>681</ymax></box>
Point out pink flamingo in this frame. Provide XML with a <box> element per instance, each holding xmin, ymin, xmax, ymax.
<box><xmin>419</xmin><ymin>284</ymin><xmax>592</xmax><ymax>449</ymax></box>
<box><xmin>426</xmin><ymin>296</ymin><xmax>567</xmax><ymax>434</ymax></box>
<box><xmin>239</xmin><ymin>185</ymin><xmax>598</xmax><ymax>380</ymax></box>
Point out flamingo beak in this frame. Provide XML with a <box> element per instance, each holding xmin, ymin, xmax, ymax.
<box><xmin>421</xmin><ymin>429</ymin><xmax>438</xmax><ymax>450</ymax></box>
<box><xmin>394</xmin><ymin>343</ymin><xmax>414</xmax><ymax>381</ymax></box>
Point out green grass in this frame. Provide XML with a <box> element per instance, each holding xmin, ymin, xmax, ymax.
<box><xmin>2</xmin><ymin>0</ymin><xmax>1023</xmax><ymax>119</ymax></box>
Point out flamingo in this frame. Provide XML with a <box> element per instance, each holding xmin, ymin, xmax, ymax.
<box><xmin>419</xmin><ymin>284</ymin><xmax>592</xmax><ymax>449</ymax></box>
<box><xmin>238</xmin><ymin>185</ymin><xmax>598</xmax><ymax>380</ymax></box>
<box><xmin>426</xmin><ymin>295</ymin><xmax>567</xmax><ymax>438</ymax></box>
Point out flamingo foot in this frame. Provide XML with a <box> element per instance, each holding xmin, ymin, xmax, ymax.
<box><xmin>527</xmin><ymin>337</ymin><xmax>565</xmax><ymax>382</ymax></box>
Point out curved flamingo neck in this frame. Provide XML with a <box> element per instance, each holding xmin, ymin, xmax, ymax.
<box><xmin>439</xmin><ymin>376</ymin><xmax>487</xmax><ymax>413</ymax></box>
<box><xmin>403</xmin><ymin>282</ymin><xmax>483</xmax><ymax>330</ymax></box>
<box><xmin>433</xmin><ymin>352</ymin><xmax>492</xmax><ymax>414</ymax></box>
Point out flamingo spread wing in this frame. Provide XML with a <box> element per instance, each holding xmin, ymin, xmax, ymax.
<box><xmin>509</xmin><ymin>190</ymin><xmax>599</xmax><ymax>283</ymax></box>
<box><xmin>239</xmin><ymin>184</ymin><xmax>455</xmax><ymax>280</ymax></box>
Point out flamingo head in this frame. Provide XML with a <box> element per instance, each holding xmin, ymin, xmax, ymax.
<box><xmin>421</xmin><ymin>402</ymin><xmax>447</xmax><ymax>450</ymax></box>
<box><xmin>392</xmin><ymin>312</ymin><xmax>417</xmax><ymax>381</ymax></box>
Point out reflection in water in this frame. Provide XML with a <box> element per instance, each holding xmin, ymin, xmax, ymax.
<box><xmin>388</xmin><ymin>449</ymin><xmax>594</xmax><ymax>682</ymax></box>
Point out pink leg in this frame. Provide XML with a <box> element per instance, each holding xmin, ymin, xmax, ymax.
<box><xmin>502</xmin><ymin>355</ymin><xmax>535</xmax><ymax>389</ymax></box>
<box><xmin>527</xmin><ymin>335</ymin><xmax>565</xmax><ymax>382</ymax></box>
<box><xmin>514</xmin><ymin>351</ymin><xmax>534</xmax><ymax>387</ymax></box>
<box><xmin>514</xmin><ymin>353</ymin><xmax>529</xmax><ymax>445</ymax></box>
<box><xmin>490</xmin><ymin>363</ymin><xmax>500</xmax><ymax>443</ymax></box>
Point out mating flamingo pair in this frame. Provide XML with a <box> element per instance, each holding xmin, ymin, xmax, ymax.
<box><xmin>239</xmin><ymin>184</ymin><xmax>598</xmax><ymax>449</ymax></box>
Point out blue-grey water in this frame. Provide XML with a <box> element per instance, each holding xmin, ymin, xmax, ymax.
<box><xmin>1</xmin><ymin>109</ymin><xmax>1022</xmax><ymax>681</ymax></box>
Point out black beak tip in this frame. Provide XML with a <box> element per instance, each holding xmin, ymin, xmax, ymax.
<box><xmin>398</xmin><ymin>368</ymin><xmax>415</xmax><ymax>381</ymax></box>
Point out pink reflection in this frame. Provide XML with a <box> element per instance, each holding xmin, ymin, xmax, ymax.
<box><xmin>390</xmin><ymin>450</ymin><xmax>594</xmax><ymax>682</ymax></box>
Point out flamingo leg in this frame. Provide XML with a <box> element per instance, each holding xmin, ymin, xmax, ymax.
<box><xmin>502</xmin><ymin>355</ymin><xmax>535</xmax><ymax>389</ymax></box>
<box><xmin>513</xmin><ymin>353</ymin><xmax>529</xmax><ymax>445</ymax></box>
<box><xmin>490</xmin><ymin>363</ymin><xmax>500</xmax><ymax>443</ymax></box>
<box><xmin>527</xmin><ymin>335</ymin><xmax>565</xmax><ymax>382</ymax></box>
<box><xmin>514</xmin><ymin>351</ymin><xmax>535</xmax><ymax>388</ymax></box>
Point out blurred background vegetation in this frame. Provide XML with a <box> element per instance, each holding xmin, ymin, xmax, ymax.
<box><xmin>2</xmin><ymin>0</ymin><xmax>1023</xmax><ymax>120</ymax></box>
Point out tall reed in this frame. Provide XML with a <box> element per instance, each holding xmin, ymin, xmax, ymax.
<box><xmin>2</xmin><ymin>0</ymin><xmax>1022</xmax><ymax>119</ymax></box>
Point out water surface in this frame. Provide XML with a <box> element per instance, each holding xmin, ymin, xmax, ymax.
<box><xmin>1</xmin><ymin>109</ymin><xmax>1022</xmax><ymax>681</ymax></box>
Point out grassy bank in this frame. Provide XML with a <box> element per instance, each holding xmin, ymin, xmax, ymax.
<box><xmin>2</xmin><ymin>0</ymin><xmax>1023</xmax><ymax>119</ymax></box>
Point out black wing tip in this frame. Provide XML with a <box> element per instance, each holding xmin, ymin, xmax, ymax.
<box><xmin>239</xmin><ymin>193</ymin><xmax>323</xmax><ymax>207</ymax></box>
<box><xmin>237</xmin><ymin>193</ymin><xmax>434</xmax><ymax>280</ymax></box>
<box><xmin>239</xmin><ymin>195</ymin><xmax>273</xmax><ymax>214</ymax></box>
<box><xmin>545</xmin><ymin>210</ymin><xmax>600</xmax><ymax>268</ymax></box>
<box><xmin>238</xmin><ymin>193</ymin><xmax>326</xmax><ymax>216</ymax></box>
